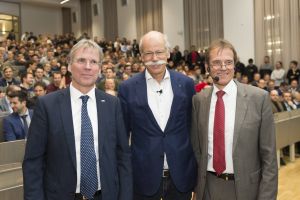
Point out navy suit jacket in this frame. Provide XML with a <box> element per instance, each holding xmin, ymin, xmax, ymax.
<box><xmin>3</xmin><ymin>109</ymin><xmax>33</xmax><ymax>141</ymax></box>
<box><xmin>22</xmin><ymin>88</ymin><xmax>132</xmax><ymax>200</ymax></box>
<box><xmin>118</xmin><ymin>70</ymin><xmax>197</xmax><ymax>195</ymax></box>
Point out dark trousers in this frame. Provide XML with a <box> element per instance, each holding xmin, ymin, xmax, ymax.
<box><xmin>74</xmin><ymin>191</ymin><xmax>102</xmax><ymax>200</ymax></box>
<box><xmin>134</xmin><ymin>176</ymin><xmax>192</xmax><ymax>200</ymax></box>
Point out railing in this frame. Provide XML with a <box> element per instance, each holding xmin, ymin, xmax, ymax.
<box><xmin>274</xmin><ymin>109</ymin><xmax>300</xmax><ymax>168</ymax></box>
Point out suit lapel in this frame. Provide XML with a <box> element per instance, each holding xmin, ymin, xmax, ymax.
<box><xmin>233</xmin><ymin>81</ymin><xmax>248</xmax><ymax>153</ymax></box>
<box><xmin>60</xmin><ymin>88</ymin><xmax>77</xmax><ymax>169</ymax></box>
<box><xmin>12</xmin><ymin>113</ymin><xmax>25</xmax><ymax>134</ymax></box>
<box><xmin>203</xmin><ymin>88</ymin><xmax>213</xmax><ymax>160</ymax></box>
<box><xmin>165</xmin><ymin>71</ymin><xmax>179</xmax><ymax>130</ymax></box>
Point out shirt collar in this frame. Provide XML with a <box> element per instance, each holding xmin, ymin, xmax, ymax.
<box><xmin>70</xmin><ymin>83</ymin><xmax>96</xmax><ymax>102</ymax></box>
<box><xmin>19</xmin><ymin>108</ymin><xmax>29</xmax><ymax>117</ymax></box>
<box><xmin>213</xmin><ymin>79</ymin><xmax>236</xmax><ymax>96</ymax></box>
<box><xmin>145</xmin><ymin>68</ymin><xmax>170</xmax><ymax>81</ymax></box>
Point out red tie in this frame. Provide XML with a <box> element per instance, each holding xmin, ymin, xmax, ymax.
<box><xmin>213</xmin><ymin>90</ymin><xmax>226</xmax><ymax>175</ymax></box>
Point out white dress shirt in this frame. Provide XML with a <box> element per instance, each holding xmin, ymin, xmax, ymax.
<box><xmin>70</xmin><ymin>84</ymin><xmax>101</xmax><ymax>192</ymax></box>
<box><xmin>207</xmin><ymin>80</ymin><xmax>237</xmax><ymax>174</ymax></box>
<box><xmin>146</xmin><ymin>69</ymin><xmax>173</xmax><ymax>169</ymax></box>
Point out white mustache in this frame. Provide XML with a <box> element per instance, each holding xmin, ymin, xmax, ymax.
<box><xmin>144</xmin><ymin>60</ymin><xmax>167</xmax><ymax>66</ymax></box>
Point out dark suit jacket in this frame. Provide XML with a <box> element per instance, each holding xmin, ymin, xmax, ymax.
<box><xmin>3</xmin><ymin>109</ymin><xmax>33</xmax><ymax>141</ymax></box>
<box><xmin>22</xmin><ymin>88</ymin><xmax>132</xmax><ymax>200</ymax></box>
<box><xmin>191</xmin><ymin>81</ymin><xmax>278</xmax><ymax>200</ymax></box>
<box><xmin>118</xmin><ymin>70</ymin><xmax>197</xmax><ymax>196</ymax></box>
<box><xmin>0</xmin><ymin>78</ymin><xmax>20</xmax><ymax>87</ymax></box>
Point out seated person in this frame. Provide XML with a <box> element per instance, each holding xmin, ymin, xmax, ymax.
<box><xmin>104</xmin><ymin>78</ymin><xmax>117</xmax><ymax>96</ymax></box>
<box><xmin>281</xmin><ymin>91</ymin><xmax>297</xmax><ymax>111</ymax></box>
<box><xmin>0</xmin><ymin>85</ymin><xmax>21</xmax><ymax>113</ymax></box>
<box><xmin>27</xmin><ymin>81</ymin><xmax>47</xmax><ymax>109</ymax></box>
<box><xmin>46</xmin><ymin>72</ymin><xmax>65</xmax><ymax>93</ymax></box>
<box><xmin>269</xmin><ymin>89</ymin><xmax>284</xmax><ymax>113</ymax></box>
<box><xmin>0</xmin><ymin>65</ymin><xmax>20</xmax><ymax>87</ymax></box>
<box><xmin>3</xmin><ymin>90</ymin><xmax>33</xmax><ymax>141</ymax></box>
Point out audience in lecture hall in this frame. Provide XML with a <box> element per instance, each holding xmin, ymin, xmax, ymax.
<box><xmin>0</xmin><ymin>30</ymin><xmax>300</xmax><ymax>200</ymax></box>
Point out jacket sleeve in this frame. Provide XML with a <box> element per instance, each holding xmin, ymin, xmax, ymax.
<box><xmin>3</xmin><ymin>117</ymin><xmax>17</xmax><ymax>141</ymax></box>
<box><xmin>22</xmin><ymin>99</ymin><xmax>47</xmax><ymax>200</ymax></box>
<box><xmin>115</xmin><ymin>98</ymin><xmax>133</xmax><ymax>200</ymax></box>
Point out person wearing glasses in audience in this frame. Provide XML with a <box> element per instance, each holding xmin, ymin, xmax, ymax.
<box><xmin>118</xmin><ymin>31</ymin><xmax>197</xmax><ymax>200</ymax></box>
<box><xmin>23</xmin><ymin>39</ymin><xmax>132</xmax><ymax>200</ymax></box>
<box><xmin>191</xmin><ymin>39</ymin><xmax>278</xmax><ymax>200</ymax></box>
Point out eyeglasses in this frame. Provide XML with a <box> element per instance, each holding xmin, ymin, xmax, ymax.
<box><xmin>210</xmin><ymin>59</ymin><xmax>234</xmax><ymax>69</ymax></box>
<box><xmin>142</xmin><ymin>50</ymin><xmax>166</xmax><ymax>59</ymax></box>
<box><xmin>74</xmin><ymin>58</ymin><xmax>100</xmax><ymax>67</ymax></box>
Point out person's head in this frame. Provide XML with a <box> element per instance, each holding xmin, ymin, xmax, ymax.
<box><xmin>275</xmin><ymin>61</ymin><xmax>283</xmax><ymax>69</ymax></box>
<box><xmin>290</xmin><ymin>60</ymin><xmax>298</xmax><ymax>69</ymax></box>
<box><xmin>248</xmin><ymin>58</ymin><xmax>254</xmax><ymax>64</ymax></box>
<box><xmin>263</xmin><ymin>73</ymin><xmax>270</xmax><ymax>82</ymax></box>
<box><xmin>5</xmin><ymin>85</ymin><xmax>21</xmax><ymax>96</ymax></box>
<box><xmin>2</xmin><ymin>66</ymin><xmax>14</xmax><ymax>80</ymax></box>
<box><xmin>257</xmin><ymin>79</ymin><xmax>266</xmax><ymax>89</ymax></box>
<box><xmin>267</xmin><ymin>79</ymin><xmax>275</xmax><ymax>90</ymax></box>
<box><xmin>104</xmin><ymin>78</ymin><xmax>115</xmax><ymax>90</ymax></box>
<box><xmin>21</xmin><ymin>72</ymin><xmax>34</xmax><ymax>86</ymax></box>
<box><xmin>33</xmin><ymin>81</ymin><xmax>47</xmax><ymax>97</ymax></box>
<box><xmin>253</xmin><ymin>72</ymin><xmax>261</xmax><ymax>81</ymax></box>
<box><xmin>27</xmin><ymin>61</ymin><xmax>38</xmax><ymax>72</ymax></box>
<box><xmin>60</xmin><ymin>65</ymin><xmax>68</xmax><ymax>75</ymax></box>
<box><xmin>132</xmin><ymin>63</ymin><xmax>140</xmax><ymax>72</ymax></box>
<box><xmin>68</xmin><ymin>39</ymin><xmax>103</xmax><ymax>93</ymax></box>
<box><xmin>122</xmin><ymin>73</ymin><xmax>129</xmax><ymax>81</ymax></box>
<box><xmin>279</xmin><ymin>82</ymin><xmax>289</xmax><ymax>92</ymax></box>
<box><xmin>290</xmin><ymin>79</ymin><xmax>298</xmax><ymax>89</ymax></box>
<box><xmin>34</xmin><ymin>67</ymin><xmax>44</xmax><ymax>79</ymax></box>
<box><xmin>139</xmin><ymin>31</ymin><xmax>170</xmax><ymax>81</ymax></box>
<box><xmin>240</xmin><ymin>75</ymin><xmax>249</xmax><ymax>84</ymax></box>
<box><xmin>283</xmin><ymin>91</ymin><xmax>293</xmax><ymax>102</ymax></box>
<box><xmin>270</xmin><ymin>89</ymin><xmax>279</xmax><ymax>101</ymax></box>
<box><xmin>124</xmin><ymin>64</ymin><xmax>132</xmax><ymax>76</ymax></box>
<box><xmin>293</xmin><ymin>91</ymin><xmax>300</xmax><ymax>102</ymax></box>
<box><xmin>205</xmin><ymin>39</ymin><xmax>237</xmax><ymax>89</ymax></box>
<box><xmin>43</xmin><ymin>62</ymin><xmax>51</xmax><ymax>73</ymax></box>
<box><xmin>8</xmin><ymin>90</ymin><xmax>28</xmax><ymax>114</ymax></box>
<box><xmin>105</xmin><ymin>68</ymin><xmax>115</xmax><ymax>79</ymax></box>
<box><xmin>52</xmin><ymin>72</ymin><xmax>62</xmax><ymax>87</ymax></box>
<box><xmin>264</xmin><ymin>56</ymin><xmax>270</xmax><ymax>64</ymax></box>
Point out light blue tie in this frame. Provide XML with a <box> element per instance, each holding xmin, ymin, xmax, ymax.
<box><xmin>80</xmin><ymin>95</ymin><xmax>98</xmax><ymax>199</ymax></box>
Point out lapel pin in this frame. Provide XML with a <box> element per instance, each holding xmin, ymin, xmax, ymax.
<box><xmin>101</xmin><ymin>99</ymin><xmax>105</xmax><ymax>102</ymax></box>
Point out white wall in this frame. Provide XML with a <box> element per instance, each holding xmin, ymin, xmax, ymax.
<box><xmin>21</xmin><ymin>3</ymin><xmax>63</xmax><ymax>36</ymax></box>
<box><xmin>162</xmin><ymin>0</ymin><xmax>185</xmax><ymax>51</ymax></box>
<box><xmin>0</xmin><ymin>1</ymin><xmax>19</xmax><ymax>16</ymax></box>
<box><xmin>117</xmin><ymin>0</ymin><xmax>137</xmax><ymax>40</ymax></box>
<box><xmin>223</xmin><ymin>0</ymin><xmax>255</xmax><ymax>64</ymax></box>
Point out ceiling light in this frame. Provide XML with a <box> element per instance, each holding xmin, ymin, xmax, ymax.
<box><xmin>60</xmin><ymin>0</ymin><xmax>70</xmax><ymax>4</ymax></box>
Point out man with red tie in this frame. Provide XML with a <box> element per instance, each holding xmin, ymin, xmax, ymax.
<box><xmin>191</xmin><ymin>39</ymin><xmax>277</xmax><ymax>200</ymax></box>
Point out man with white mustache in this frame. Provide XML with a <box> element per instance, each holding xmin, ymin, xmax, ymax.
<box><xmin>118</xmin><ymin>31</ymin><xmax>197</xmax><ymax>200</ymax></box>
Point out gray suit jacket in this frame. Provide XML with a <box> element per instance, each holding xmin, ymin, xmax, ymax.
<box><xmin>191</xmin><ymin>81</ymin><xmax>278</xmax><ymax>200</ymax></box>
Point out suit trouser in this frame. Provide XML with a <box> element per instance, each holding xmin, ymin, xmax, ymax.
<box><xmin>203</xmin><ymin>172</ymin><xmax>237</xmax><ymax>200</ymax></box>
<box><xmin>134</xmin><ymin>174</ymin><xmax>192</xmax><ymax>200</ymax></box>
